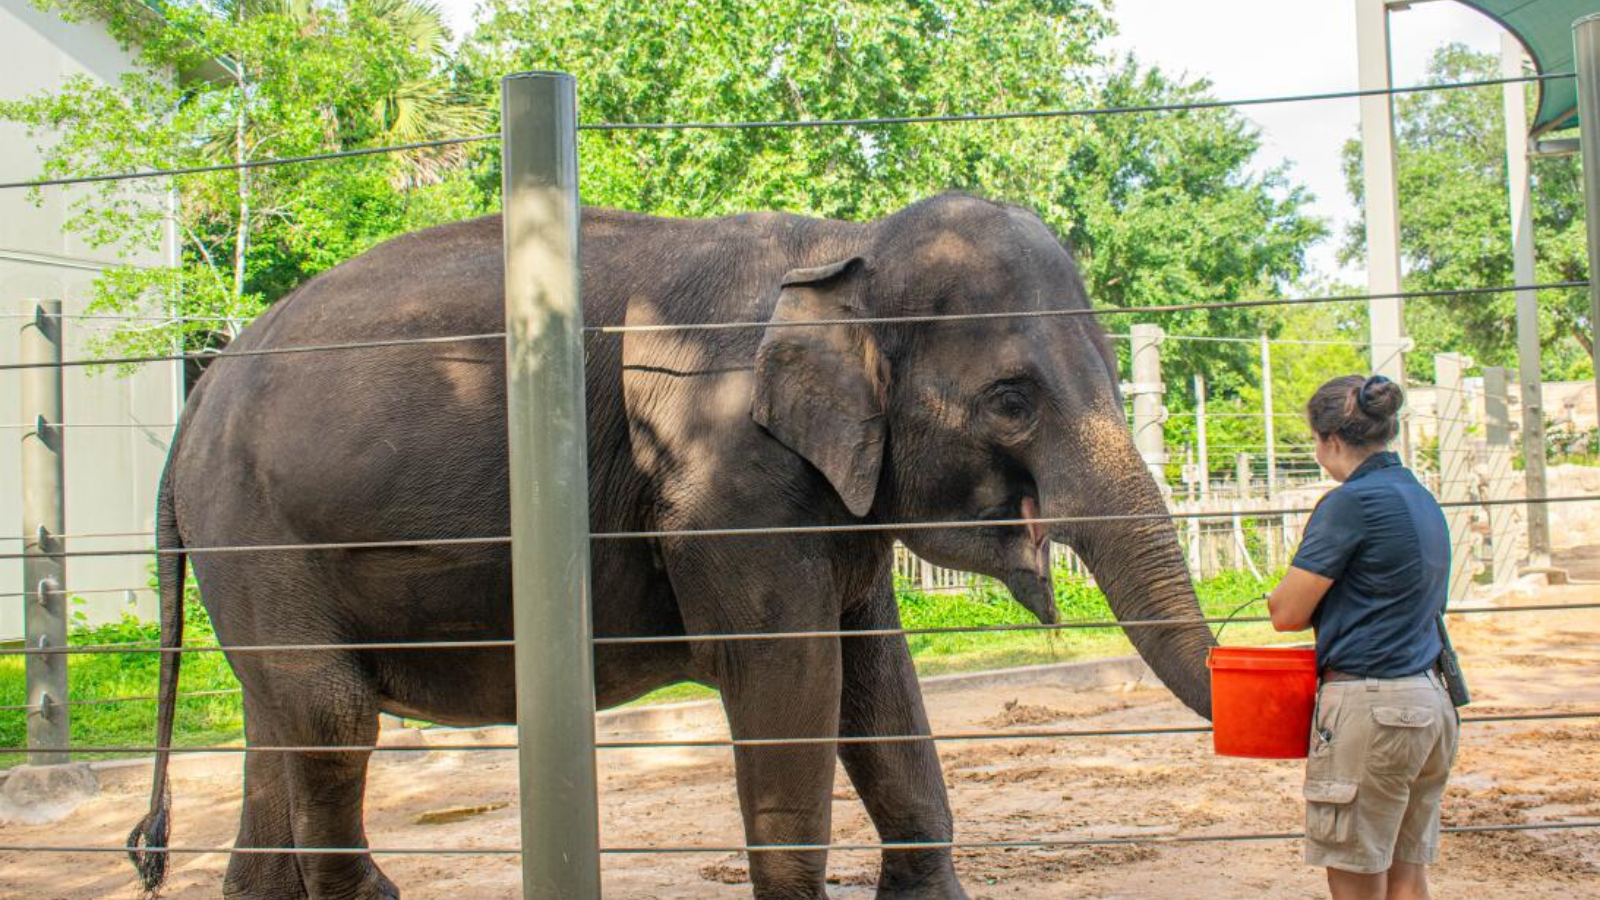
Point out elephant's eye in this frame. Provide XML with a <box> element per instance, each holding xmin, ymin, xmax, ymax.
<box><xmin>989</xmin><ymin>386</ymin><xmax>1034</xmax><ymax>421</ymax></box>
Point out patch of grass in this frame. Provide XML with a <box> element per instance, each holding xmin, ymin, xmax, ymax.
<box><xmin>1</xmin><ymin>567</ymin><xmax>1302</xmax><ymax>766</ymax></box>
<box><xmin>0</xmin><ymin>579</ymin><xmax>242</xmax><ymax>768</ymax></box>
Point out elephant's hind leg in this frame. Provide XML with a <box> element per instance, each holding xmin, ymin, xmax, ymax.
<box><xmin>255</xmin><ymin>656</ymin><xmax>396</xmax><ymax>900</ymax></box>
<box><xmin>224</xmin><ymin>710</ymin><xmax>308</xmax><ymax>900</ymax></box>
<box><xmin>283</xmin><ymin>672</ymin><xmax>395</xmax><ymax>896</ymax></box>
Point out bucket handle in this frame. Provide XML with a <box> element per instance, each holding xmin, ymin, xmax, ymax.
<box><xmin>1212</xmin><ymin>593</ymin><xmax>1268</xmax><ymax>643</ymax></box>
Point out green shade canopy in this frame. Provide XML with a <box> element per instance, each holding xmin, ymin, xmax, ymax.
<box><xmin>1455</xmin><ymin>0</ymin><xmax>1594</xmax><ymax>135</ymax></box>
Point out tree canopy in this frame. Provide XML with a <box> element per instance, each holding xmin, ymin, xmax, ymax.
<box><xmin>1340</xmin><ymin>43</ymin><xmax>1591</xmax><ymax>383</ymax></box>
<box><xmin>7</xmin><ymin>0</ymin><xmax>1324</xmax><ymax>394</ymax></box>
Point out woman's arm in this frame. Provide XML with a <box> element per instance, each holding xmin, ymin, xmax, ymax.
<box><xmin>1268</xmin><ymin>566</ymin><xmax>1335</xmax><ymax>632</ymax></box>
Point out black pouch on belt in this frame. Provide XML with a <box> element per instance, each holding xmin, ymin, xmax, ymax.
<box><xmin>1436</xmin><ymin>615</ymin><xmax>1470</xmax><ymax>708</ymax></box>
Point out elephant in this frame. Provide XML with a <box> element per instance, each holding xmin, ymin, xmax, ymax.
<box><xmin>127</xmin><ymin>192</ymin><xmax>1215</xmax><ymax>900</ymax></box>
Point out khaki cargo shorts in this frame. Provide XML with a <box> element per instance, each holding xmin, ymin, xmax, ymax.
<box><xmin>1303</xmin><ymin>671</ymin><xmax>1458</xmax><ymax>873</ymax></box>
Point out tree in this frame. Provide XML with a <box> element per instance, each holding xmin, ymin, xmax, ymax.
<box><xmin>1340</xmin><ymin>43</ymin><xmax>1590</xmax><ymax>382</ymax></box>
<box><xmin>457</xmin><ymin>0</ymin><xmax>1324</xmax><ymax>387</ymax></box>
<box><xmin>1</xmin><ymin>0</ymin><xmax>490</xmax><ymax>361</ymax></box>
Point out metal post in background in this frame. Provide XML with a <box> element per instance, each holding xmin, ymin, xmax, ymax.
<box><xmin>1129</xmin><ymin>324</ymin><xmax>1167</xmax><ymax>493</ymax></box>
<box><xmin>1483</xmin><ymin>367</ymin><xmax>1516</xmax><ymax>587</ymax></box>
<box><xmin>1577</xmin><ymin>15</ymin><xmax>1600</xmax><ymax>451</ymax></box>
<box><xmin>1501</xmin><ymin>33</ymin><xmax>1552</xmax><ymax>563</ymax></box>
<box><xmin>1355</xmin><ymin>0</ymin><xmax>1411</xmax><ymax>464</ymax></box>
<box><xmin>20</xmin><ymin>299</ymin><xmax>68</xmax><ymax>766</ymax></box>
<box><xmin>1235</xmin><ymin>452</ymin><xmax>1251</xmax><ymax>501</ymax></box>
<box><xmin>1436</xmin><ymin>353</ymin><xmax>1476</xmax><ymax>606</ymax></box>
<box><xmin>1194</xmin><ymin>374</ymin><xmax>1210</xmax><ymax>501</ymax></box>
<box><xmin>1260</xmin><ymin>334</ymin><xmax>1276</xmax><ymax>499</ymax></box>
<box><xmin>500</xmin><ymin>71</ymin><xmax>600</xmax><ymax>900</ymax></box>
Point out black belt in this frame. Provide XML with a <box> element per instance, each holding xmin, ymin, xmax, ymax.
<box><xmin>1322</xmin><ymin>669</ymin><xmax>1364</xmax><ymax>683</ymax></box>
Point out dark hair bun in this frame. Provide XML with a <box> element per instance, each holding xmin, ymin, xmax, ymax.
<box><xmin>1357</xmin><ymin>375</ymin><xmax>1403</xmax><ymax>419</ymax></box>
<box><xmin>1306</xmin><ymin>373</ymin><xmax>1404</xmax><ymax>448</ymax></box>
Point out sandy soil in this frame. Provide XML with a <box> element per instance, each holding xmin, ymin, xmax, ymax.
<box><xmin>3</xmin><ymin>574</ymin><xmax>1596</xmax><ymax>900</ymax></box>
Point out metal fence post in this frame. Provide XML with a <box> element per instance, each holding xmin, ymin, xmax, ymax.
<box><xmin>1435</xmin><ymin>354</ymin><xmax>1476</xmax><ymax>606</ymax></box>
<box><xmin>1355</xmin><ymin>0</ymin><xmax>1410</xmax><ymax>465</ymax></box>
<box><xmin>1235</xmin><ymin>452</ymin><xmax>1251</xmax><ymax>500</ymax></box>
<box><xmin>1260</xmin><ymin>334</ymin><xmax>1276</xmax><ymax>499</ymax></box>
<box><xmin>500</xmin><ymin>72</ymin><xmax>600</xmax><ymax>900</ymax></box>
<box><xmin>1482</xmin><ymin>367</ymin><xmax>1516</xmax><ymax>587</ymax></box>
<box><xmin>1577</xmin><ymin>14</ymin><xmax>1600</xmax><ymax>425</ymax></box>
<box><xmin>1129</xmin><ymin>324</ymin><xmax>1167</xmax><ymax>492</ymax></box>
<box><xmin>1501</xmin><ymin>33</ymin><xmax>1552</xmax><ymax>562</ymax></box>
<box><xmin>20</xmin><ymin>299</ymin><xmax>69</xmax><ymax>766</ymax></box>
<box><xmin>1194</xmin><ymin>374</ymin><xmax>1210</xmax><ymax>501</ymax></box>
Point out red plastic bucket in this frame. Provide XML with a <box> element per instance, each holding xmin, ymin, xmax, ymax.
<box><xmin>1206</xmin><ymin>646</ymin><xmax>1318</xmax><ymax>759</ymax></box>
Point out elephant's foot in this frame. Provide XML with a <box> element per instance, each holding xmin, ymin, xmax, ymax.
<box><xmin>874</xmin><ymin>853</ymin><xmax>969</xmax><ymax>900</ymax></box>
<box><xmin>222</xmin><ymin>853</ymin><xmax>397</xmax><ymax>900</ymax></box>
<box><xmin>304</xmin><ymin>855</ymin><xmax>399</xmax><ymax>900</ymax></box>
<box><xmin>222</xmin><ymin>849</ymin><xmax>309</xmax><ymax>900</ymax></box>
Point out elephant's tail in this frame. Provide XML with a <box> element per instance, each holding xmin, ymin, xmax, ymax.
<box><xmin>127</xmin><ymin>460</ymin><xmax>183</xmax><ymax>896</ymax></box>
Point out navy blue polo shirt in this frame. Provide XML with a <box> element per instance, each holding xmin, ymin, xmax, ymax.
<box><xmin>1291</xmin><ymin>451</ymin><xmax>1450</xmax><ymax>677</ymax></box>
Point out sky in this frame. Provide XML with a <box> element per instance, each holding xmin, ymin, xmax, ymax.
<box><xmin>1103</xmin><ymin>0</ymin><xmax>1506</xmax><ymax>282</ymax></box>
<box><xmin>431</xmin><ymin>0</ymin><xmax>1511</xmax><ymax>282</ymax></box>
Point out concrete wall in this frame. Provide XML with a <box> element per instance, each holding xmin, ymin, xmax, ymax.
<box><xmin>1</xmin><ymin>0</ymin><xmax>180</xmax><ymax>639</ymax></box>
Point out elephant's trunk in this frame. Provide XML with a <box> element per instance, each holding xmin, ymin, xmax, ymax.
<box><xmin>1045</xmin><ymin>441</ymin><xmax>1215</xmax><ymax>720</ymax></box>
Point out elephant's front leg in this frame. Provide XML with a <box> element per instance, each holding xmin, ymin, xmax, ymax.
<box><xmin>838</xmin><ymin>582</ymin><xmax>968</xmax><ymax>900</ymax></box>
<box><xmin>718</xmin><ymin>634</ymin><xmax>843</xmax><ymax>900</ymax></box>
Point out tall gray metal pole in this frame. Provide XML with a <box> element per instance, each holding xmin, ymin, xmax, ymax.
<box><xmin>20</xmin><ymin>300</ymin><xmax>68</xmax><ymax>766</ymax></box>
<box><xmin>1260</xmin><ymin>334</ymin><xmax>1276</xmax><ymax>499</ymax></box>
<box><xmin>1130</xmin><ymin>324</ymin><xmax>1167</xmax><ymax>493</ymax></box>
<box><xmin>1355</xmin><ymin>0</ymin><xmax>1410</xmax><ymax>461</ymax></box>
<box><xmin>1194</xmin><ymin>373</ymin><xmax>1210</xmax><ymax>501</ymax></box>
<box><xmin>1576</xmin><ymin>15</ymin><xmax>1600</xmax><ymax>427</ymax></box>
<box><xmin>500</xmin><ymin>72</ymin><xmax>599</xmax><ymax>900</ymax></box>
<box><xmin>1501</xmin><ymin>34</ymin><xmax>1551</xmax><ymax>561</ymax></box>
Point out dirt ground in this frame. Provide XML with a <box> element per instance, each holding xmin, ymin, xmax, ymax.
<box><xmin>2</xmin><ymin>579</ymin><xmax>1596</xmax><ymax>900</ymax></box>
<box><xmin>5</xmin><ymin>483</ymin><xmax>1600</xmax><ymax>899</ymax></box>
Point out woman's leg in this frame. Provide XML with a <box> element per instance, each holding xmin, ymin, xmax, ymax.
<box><xmin>1384</xmin><ymin>861</ymin><xmax>1429</xmax><ymax>900</ymax></box>
<box><xmin>1327</xmin><ymin>867</ymin><xmax>1386</xmax><ymax>900</ymax></box>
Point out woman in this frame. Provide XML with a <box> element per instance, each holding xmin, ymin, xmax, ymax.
<box><xmin>1267</xmin><ymin>375</ymin><xmax>1458</xmax><ymax>900</ymax></box>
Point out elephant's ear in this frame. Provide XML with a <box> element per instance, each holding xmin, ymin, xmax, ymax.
<box><xmin>752</xmin><ymin>256</ymin><xmax>887</xmax><ymax>518</ymax></box>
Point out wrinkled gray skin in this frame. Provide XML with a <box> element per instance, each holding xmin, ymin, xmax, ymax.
<box><xmin>130</xmin><ymin>193</ymin><xmax>1214</xmax><ymax>900</ymax></box>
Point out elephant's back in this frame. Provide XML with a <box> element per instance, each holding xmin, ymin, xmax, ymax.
<box><xmin>167</xmin><ymin>210</ymin><xmax>642</xmax><ymax>548</ymax></box>
<box><xmin>166</xmin><ymin>206</ymin><xmax>845</xmax><ymax>548</ymax></box>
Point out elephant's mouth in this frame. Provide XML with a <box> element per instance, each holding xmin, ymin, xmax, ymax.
<box><xmin>981</xmin><ymin>491</ymin><xmax>1058</xmax><ymax>624</ymax></box>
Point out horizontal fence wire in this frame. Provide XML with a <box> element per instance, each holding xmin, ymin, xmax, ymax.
<box><xmin>2</xmin><ymin>493</ymin><xmax>1597</xmax><ymax>562</ymax></box>
<box><xmin>0</xmin><ymin>73</ymin><xmax>1565</xmax><ymax>190</ymax></box>
<box><xmin>10</xmin><ymin>710</ymin><xmax>1592</xmax><ymax>756</ymax></box>
<box><xmin>0</xmin><ymin>422</ymin><xmax>177</xmax><ymax>430</ymax></box>
<box><xmin>0</xmin><ymin>133</ymin><xmax>499</xmax><ymax>191</ymax></box>
<box><xmin>0</xmin><ymin>312</ymin><xmax>239</xmax><ymax>322</ymax></box>
<box><xmin>4</xmin><ymin>601</ymin><xmax>1595</xmax><ymax>658</ymax></box>
<box><xmin>0</xmin><ymin>688</ymin><xmax>241</xmax><ymax>713</ymax></box>
<box><xmin>6</xmin><ymin>819</ymin><xmax>1595</xmax><ymax>857</ymax></box>
<box><xmin>581</xmin><ymin>281</ymin><xmax>1587</xmax><ymax>336</ymax></box>
<box><xmin>0</xmin><ymin>584</ymin><xmax>149</xmax><ymax>599</ymax></box>
<box><xmin>1107</xmin><ymin>333</ymin><xmax>1369</xmax><ymax>347</ymax></box>
<box><xmin>0</xmin><ymin>282</ymin><xmax>1583</xmax><ymax>373</ymax></box>
<box><xmin>0</xmin><ymin>331</ymin><xmax>503</xmax><ymax>372</ymax></box>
